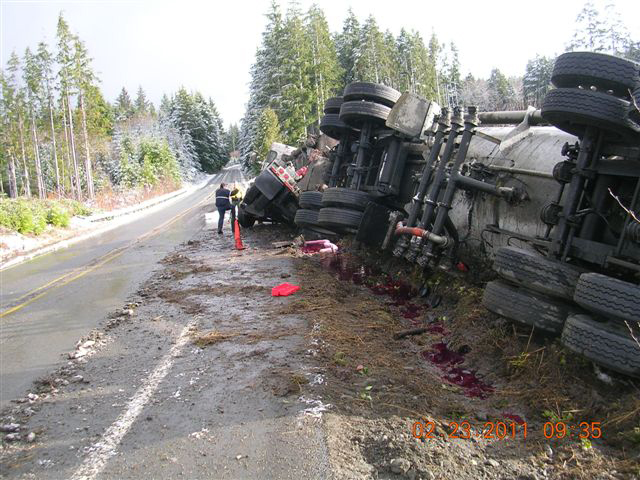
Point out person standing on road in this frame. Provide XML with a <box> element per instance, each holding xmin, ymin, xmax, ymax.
<box><xmin>215</xmin><ymin>183</ymin><xmax>232</xmax><ymax>234</ymax></box>
<box><xmin>229</xmin><ymin>183</ymin><xmax>244</xmax><ymax>225</ymax></box>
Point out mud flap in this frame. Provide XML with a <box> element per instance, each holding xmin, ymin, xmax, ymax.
<box><xmin>255</xmin><ymin>171</ymin><xmax>284</xmax><ymax>200</ymax></box>
<box><xmin>356</xmin><ymin>202</ymin><xmax>399</xmax><ymax>249</ymax></box>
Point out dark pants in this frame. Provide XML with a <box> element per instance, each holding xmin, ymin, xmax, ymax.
<box><xmin>217</xmin><ymin>206</ymin><xmax>230</xmax><ymax>233</ymax></box>
<box><xmin>230</xmin><ymin>204</ymin><xmax>237</xmax><ymax>224</ymax></box>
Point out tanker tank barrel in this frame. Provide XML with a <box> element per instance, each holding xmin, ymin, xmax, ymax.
<box><xmin>478</xmin><ymin>110</ymin><xmax>546</xmax><ymax>125</ymax></box>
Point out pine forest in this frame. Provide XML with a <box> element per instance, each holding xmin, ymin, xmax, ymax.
<box><xmin>1</xmin><ymin>1</ymin><xmax>638</xmax><ymax>217</ymax></box>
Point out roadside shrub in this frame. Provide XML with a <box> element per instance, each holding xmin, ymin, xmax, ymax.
<box><xmin>0</xmin><ymin>198</ymin><xmax>83</xmax><ymax>235</ymax></box>
<box><xmin>60</xmin><ymin>199</ymin><xmax>93</xmax><ymax>216</ymax></box>
<box><xmin>46</xmin><ymin>203</ymin><xmax>70</xmax><ymax>227</ymax></box>
<box><xmin>0</xmin><ymin>200</ymin><xmax>17</xmax><ymax>230</ymax></box>
<box><xmin>23</xmin><ymin>201</ymin><xmax>47</xmax><ymax>234</ymax></box>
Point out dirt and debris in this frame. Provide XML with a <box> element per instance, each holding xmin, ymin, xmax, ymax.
<box><xmin>1</xmin><ymin>218</ymin><xmax>638</xmax><ymax>479</ymax></box>
<box><xmin>289</xmin><ymin>249</ymin><xmax>640</xmax><ymax>479</ymax></box>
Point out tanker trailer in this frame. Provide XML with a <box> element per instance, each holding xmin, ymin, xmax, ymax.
<box><xmin>315</xmin><ymin>57</ymin><xmax>640</xmax><ymax>377</ymax></box>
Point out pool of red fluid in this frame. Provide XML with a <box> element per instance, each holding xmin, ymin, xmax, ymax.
<box><xmin>321</xmin><ymin>255</ymin><xmax>491</xmax><ymax>398</ymax></box>
<box><xmin>423</xmin><ymin>342</ymin><xmax>493</xmax><ymax>399</ymax></box>
<box><xmin>321</xmin><ymin>254</ymin><xmax>420</xmax><ymax>308</ymax></box>
<box><xmin>426</xmin><ymin>323</ymin><xmax>447</xmax><ymax>334</ymax></box>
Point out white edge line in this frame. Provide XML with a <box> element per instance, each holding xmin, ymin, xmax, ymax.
<box><xmin>70</xmin><ymin>323</ymin><xmax>194</xmax><ymax>480</ymax></box>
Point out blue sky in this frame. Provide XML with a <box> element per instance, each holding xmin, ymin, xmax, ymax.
<box><xmin>2</xmin><ymin>0</ymin><xmax>639</xmax><ymax>126</ymax></box>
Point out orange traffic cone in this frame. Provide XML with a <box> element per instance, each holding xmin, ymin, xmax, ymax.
<box><xmin>234</xmin><ymin>219</ymin><xmax>245</xmax><ymax>250</ymax></box>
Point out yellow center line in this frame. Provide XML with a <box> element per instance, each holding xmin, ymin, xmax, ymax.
<box><xmin>0</xmin><ymin>191</ymin><xmax>214</xmax><ymax>319</ymax></box>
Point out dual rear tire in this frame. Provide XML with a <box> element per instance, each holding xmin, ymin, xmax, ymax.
<box><xmin>482</xmin><ymin>246</ymin><xmax>640</xmax><ymax>378</ymax></box>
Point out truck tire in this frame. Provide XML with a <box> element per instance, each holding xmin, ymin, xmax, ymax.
<box><xmin>294</xmin><ymin>209</ymin><xmax>337</xmax><ymax>235</ymax></box>
<box><xmin>320</xmin><ymin>114</ymin><xmax>354</xmax><ymax>140</ymax></box>
<box><xmin>323</xmin><ymin>96</ymin><xmax>343</xmax><ymax>114</ymax></box>
<box><xmin>237</xmin><ymin>207</ymin><xmax>256</xmax><ymax>228</ymax></box>
<box><xmin>322</xmin><ymin>187</ymin><xmax>371</xmax><ymax>211</ymax></box>
<box><xmin>493</xmin><ymin>247</ymin><xmax>583</xmax><ymax>301</ymax></box>
<box><xmin>339</xmin><ymin>101</ymin><xmax>391</xmax><ymax>128</ymax></box>
<box><xmin>294</xmin><ymin>208</ymin><xmax>320</xmax><ymax>228</ymax></box>
<box><xmin>318</xmin><ymin>207</ymin><xmax>363</xmax><ymax>232</ymax></box>
<box><xmin>482</xmin><ymin>280</ymin><xmax>574</xmax><ymax>335</ymax></box>
<box><xmin>551</xmin><ymin>52</ymin><xmax>640</xmax><ymax>98</ymax></box>
<box><xmin>573</xmin><ymin>273</ymin><xmax>640</xmax><ymax>323</ymax></box>
<box><xmin>561</xmin><ymin>314</ymin><xmax>640</xmax><ymax>378</ymax></box>
<box><xmin>299</xmin><ymin>191</ymin><xmax>324</xmax><ymax>210</ymax></box>
<box><xmin>541</xmin><ymin>88</ymin><xmax>640</xmax><ymax>142</ymax></box>
<box><xmin>343</xmin><ymin>82</ymin><xmax>401</xmax><ymax>107</ymax></box>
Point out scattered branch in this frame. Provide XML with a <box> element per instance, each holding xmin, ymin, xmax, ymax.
<box><xmin>393</xmin><ymin>327</ymin><xmax>429</xmax><ymax>340</ymax></box>
<box><xmin>624</xmin><ymin>320</ymin><xmax>640</xmax><ymax>350</ymax></box>
<box><xmin>608</xmin><ymin>188</ymin><xmax>639</xmax><ymax>224</ymax></box>
<box><xmin>630</xmin><ymin>88</ymin><xmax>640</xmax><ymax>114</ymax></box>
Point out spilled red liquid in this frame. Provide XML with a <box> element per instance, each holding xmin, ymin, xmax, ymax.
<box><xmin>319</xmin><ymin>253</ymin><xmax>492</xmax><ymax>399</ymax></box>
<box><xmin>423</xmin><ymin>342</ymin><xmax>493</xmax><ymax>399</ymax></box>
<box><xmin>322</xmin><ymin>254</ymin><xmax>420</xmax><ymax>308</ymax></box>
<box><xmin>426</xmin><ymin>323</ymin><xmax>447</xmax><ymax>335</ymax></box>
<box><xmin>423</xmin><ymin>342</ymin><xmax>464</xmax><ymax>365</ymax></box>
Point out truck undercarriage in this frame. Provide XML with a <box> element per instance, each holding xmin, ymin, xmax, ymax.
<box><xmin>240</xmin><ymin>51</ymin><xmax>640</xmax><ymax>379</ymax></box>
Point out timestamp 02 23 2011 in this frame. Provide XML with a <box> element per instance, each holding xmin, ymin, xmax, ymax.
<box><xmin>411</xmin><ymin>420</ymin><xmax>603</xmax><ymax>441</ymax></box>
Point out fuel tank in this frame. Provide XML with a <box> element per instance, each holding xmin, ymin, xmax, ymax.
<box><xmin>447</xmin><ymin>126</ymin><xmax>577</xmax><ymax>255</ymax></box>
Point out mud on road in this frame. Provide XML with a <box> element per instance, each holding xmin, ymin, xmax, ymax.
<box><xmin>1</xmin><ymin>205</ymin><xmax>639</xmax><ymax>479</ymax></box>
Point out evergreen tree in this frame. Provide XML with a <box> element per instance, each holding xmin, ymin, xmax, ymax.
<box><xmin>0</xmin><ymin>69</ymin><xmax>19</xmax><ymax>197</ymax></box>
<box><xmin>57</xmin><ymin>13</ymin><xmax>81</xmax><ymax>199</ymax></box>
<box><xmin>24</xmin><ymin>47</ymin><xmax>46</xmax><ymax>198</ymax></box>
<box><xmin>523</xmin><ymin>55</ymin><xmax>554</xmax><ymax>107</ymax></box>
<box><xmin>225</xmin><ymin>123</ymin><xmax>239</xmax><ymax>154</ymax></box>
<box><xmin>115</xmin><ymin>87</ymin><xmax>134</xmax><ymax>120</ymax></box>
<box><xmin>72</xmin><ymin>35</ymin><xmax>98</xmax><ymax>199</ymax></box>
<box><xmin>7</xmin><ymin>51</ymin><xmax>32</xmax><ymax>197</ymax></box>
<box><xmin>354</xmin><ymin>16</ymin><xmax>385</xmax><ymax>83</ymax></box>
<box><xmin>567</xmin><ymin>1</ymin><xmax>606</xmax><ymax>52</ymax></box>
<box><xmin>335</xmin><ymin>9</ymin><xmax>360</xmax><ymax>85</ymax></box>
<box><xmin>306</xmin><ymin>4</ymin><xmax>342</xmax><ymax>123</ymax></box>
<box><xmin>36</xmin><ymin>41</ymin><xmax>61</xmax><ymax>196</ymax></box>
<box><xmin>166</xmin><ymin>88</ymin><xmax>226</xmax><ymax>173</ymax></box>
<box><xmin>565</xmin><ymin>1</ymin><xmax>637</xmax><ymax>57</ymax></box>
<box><xmin>279</xmin><ymin>2</ymin><xmax>313</xmax><ymax>143</ymax></box>
<box><xmin>255</xmin><ymin>108</ymin><xmax>281</xmax><ymax>173</ymax></box>
<box><xmin>134</xmin><ymin>86</ymin><xmax>149</xmax><ymax>115</ymax></box>
<box><xmin>488</xmin><ymin>68</ymin><xmax>517</xmax><ymax>110</ymax></box>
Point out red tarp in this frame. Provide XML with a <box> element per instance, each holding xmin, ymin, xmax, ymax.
<box><xmin>271</xmin><ymin>282</ymin><xmax>300</xmax><ymax>297</ymax></box>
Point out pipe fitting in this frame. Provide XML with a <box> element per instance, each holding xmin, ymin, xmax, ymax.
<box><xmin>394</xmin><ymin>224</ymin><xmax>449</xmax><ymax>247</ymax></box>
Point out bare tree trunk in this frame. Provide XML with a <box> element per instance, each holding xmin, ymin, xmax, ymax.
<box><xmin>17</xmin><ymin>113</ymin><xmax>31</xmax><ymax>197</ymax></box>
<box><xmin>61</xmin><ymin>97</ymin><xmax>72</xmax><ymax>196</ymax></box>
<box><xmin>48</xmin><ymin>95</ymin><xmax>61</xmax><ymax>197</ymax></box>
<box><xmin>30</xmin><ymin>110</ymin><xmax>46</xmax><ymax>199</ymax></box>
<box><xmin>65</xmin><ymin>93</ymin><xmax>82</xmax><ymax>200</ymax></box>
<box><xmin>7</xmin><ymin>152</ymin><xmax>18</xmax><ymax>198</ymax></box>
<box><xmin>78</xmin><ymin>92</ymin><xmax>94</xmax><ymax>199</ymax></box>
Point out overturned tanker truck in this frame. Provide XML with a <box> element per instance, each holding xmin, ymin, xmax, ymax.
<box><xmin>240</xmin><ymin>51</ymin><xmax>640</xmax><ymax>378</ymax></box>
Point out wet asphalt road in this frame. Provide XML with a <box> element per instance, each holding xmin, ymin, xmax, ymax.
<box><xmin>0</xmin><ymin>165</ymin><xmax>246</xmax><ymax>408</ymax></box>
<box><xmin>0</xmin><ymin>192</ymin><xmax>329</xmax><ymax>479</ymax></box>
